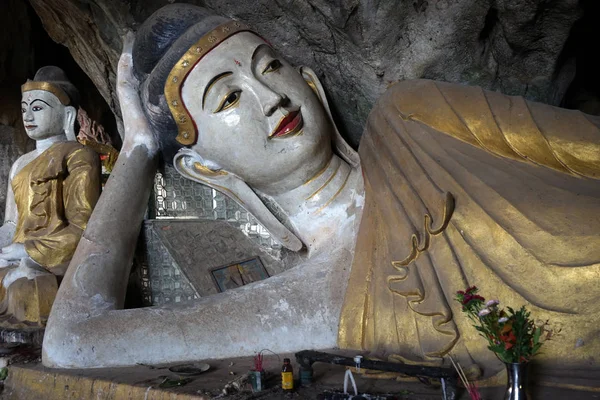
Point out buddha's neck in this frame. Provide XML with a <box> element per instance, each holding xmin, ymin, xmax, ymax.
<box><xmin>35</xmin><ymin>134</ymin><xmax>68</xmax><ymax>153</ymax></box>
<box><xmin>267</xmin><ymin>154</ymin><xmax>364</xmax><ymax>255</ymax></box>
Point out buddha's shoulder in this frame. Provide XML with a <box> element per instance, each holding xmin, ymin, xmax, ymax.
<box><xmin>52</xmin><ymin>140</ymin><xmax>87</xmax><ymax>153</ymax></box>
<box><xmin>378</xmin><ymin>79</ymin><xmax>484</xmax><ymax>105</ymax></box>
<box><xmin>51</xmin><ymin>141</ymin><xmax>98</xmax><ymax>160</ymax></box>
<box><xmin>10</xmin><ymin>152</ymin><xmax>38</xmax><ymax>179</ymax></box>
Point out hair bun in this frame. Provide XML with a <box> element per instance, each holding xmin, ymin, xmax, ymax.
<box><xmin>132</xmin><ymin>4</ymin><xmax>211</xmax><ymax>80</ymax></box>
<box><xmin>132</xmin><ymin>4</ymin><xmax>230</xmax><ymax>162</ymax></box>
<box><xmin>32</xmin><ymin>66</ymin><xmax>79</xmax><ymax>108</ymax></box>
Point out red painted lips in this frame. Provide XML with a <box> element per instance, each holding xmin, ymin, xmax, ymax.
<box><xmin>269</xmin><ymin>110</ymin><xmax>303</xmax><ymax>139</ymax></box>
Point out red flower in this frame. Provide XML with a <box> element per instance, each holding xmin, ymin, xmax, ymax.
<box><xmin>462</xmin><ymin>294</ymin><xmax>484</xmax><ymax>305</ymax></box>
<box><xmin>466</xmin><ymin>286</ymin><xmax>478</xmax><ymax>294</ymax></box>
<box><xmin>500</xmin><ymin>323</ymin><xmax>517</xmax><ymax>350</ymax></box>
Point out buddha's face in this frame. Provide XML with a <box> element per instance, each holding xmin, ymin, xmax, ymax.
<box><xmin>181</xmin><ymin>32</ymin><xmax>332</xmax><ymax>194</ymax></box>
<box><xmin>21</xmin><ymin>90</ymin><xmax>68</xmax><ymax>141</ymax></box>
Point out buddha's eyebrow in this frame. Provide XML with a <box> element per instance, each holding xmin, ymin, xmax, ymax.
<box><xmin>251</xmin><ymin>44</ymin><xmax>270</xmax><ymax>61</ymax></box>
<box><xmin>31</xmin><ymin>99</ymin><xmax>53</xmax><ymax>108</ymax></box>
<box><xmin>202</xmin><ymin>71</ymin><xmax>232</xmax><ymax>110</ymax></box>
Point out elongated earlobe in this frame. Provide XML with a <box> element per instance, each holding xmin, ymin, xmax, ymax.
<box><xmin>173</xmin><ymin>149</ymin><xmax>304</xmax><ymax>251</ymax></box>
<box><xmin>299</xmin><ymin>66</ymin><xmax>360</xmax><ymax>168</ymax></box>
<box><xmin>64</xmin><ymin>106</ymin><xmax>77</xmax><ymax>141</ymax></box>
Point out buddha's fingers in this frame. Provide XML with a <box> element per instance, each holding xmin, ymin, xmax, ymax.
<box><xmin>0</xmin><ymin>252</ymin><xmax>17</xmax><ymax>261</ymax></box>
<box><xmin>116</xmin><ymin>32</ymin><xmax>137</xmax><ymax>103</ymax></box>
<box><xmin>0</xmin><ymin>222</ymin><xmax>16</xmax><ymax>250</ymax></box>
<box><xmin>117</xmin><ymin>30</ymin><xmax>157</xmax><ymax>155</ymax></box>
<box><xmin>121</xmin><ymin>30</ymin><xmax>135</xmax><ymax>57</ymax></box>
<box><xmin>0</xmin><ymin>243</ymin><xmax>27</xmax><ymax>261</ymax></box>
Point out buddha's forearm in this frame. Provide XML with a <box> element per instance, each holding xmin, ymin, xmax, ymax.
<box><xmin>45</xmin><ymin>145</ymin><xmax>157</xmax><ymax>317</ymax></box>
<box><xmin>42</xmin><ymin>252</ymin><xmax>350</xmax><ymax>368</ymax></box>
<box><xmin>43</xmin><ymin>34</ymin><xmax>160</xmax><ymax>322</ymax></box>
<box><xmin>42</xmin><ymin>148</ymin><xmax>156</xmax><ymax>365</ymax></box>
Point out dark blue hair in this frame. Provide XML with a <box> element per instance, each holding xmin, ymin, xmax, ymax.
<box><xmin>132</xmin><ymin>4</ymin><xmax>229</xmax><ymax>162</ymax></box>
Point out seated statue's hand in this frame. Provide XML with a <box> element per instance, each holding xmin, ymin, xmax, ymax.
<box><xmin>0</xmin><ymin>243</ymin><xmax>27</xmax><ymax>261</ymax></box>
<box><xmin>0</xmin><ymin>222</ymin><xmax>16</xmax><ymax>250</ymax></box>
<box><xmin>117</xmin><ymin>31</ymin><xmax>156</xmax><ymax>152</ymax></box>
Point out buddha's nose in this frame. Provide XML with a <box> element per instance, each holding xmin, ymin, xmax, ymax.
<box><xmin>24</xmin><ymin>109</ymin><xmax>34</xmax><ymax>122</ymax></box>
<box><xmin>262</xmin><ymin>91</ymin><xmax>288</xmax><ymax>116</ymax></box>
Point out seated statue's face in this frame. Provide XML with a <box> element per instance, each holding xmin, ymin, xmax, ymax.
<box><xmin>181</xmin><ymin>32</ymin><xmax>332</xmax><ymax>194</ymax></box>
<box><xmin>21</xmin><ymin>90</ymin><xmax>66</xmax><ymax>141</ymax></box>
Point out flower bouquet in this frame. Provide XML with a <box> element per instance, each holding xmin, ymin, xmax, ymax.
<box><xmin>455</xmin><ymin>286</ymin><xmax>546</xmax><ymax>364</ymax></box>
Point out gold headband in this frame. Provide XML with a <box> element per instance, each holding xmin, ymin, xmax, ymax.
<box><xmin>21</xmin><ymin>81</ymin><xmax>71</xmax><ymax>106</ymax></box>
<box><xmin>165</xmin><ymin>20</ymin><xmax>253</xmax><ymax>146</ymax></box>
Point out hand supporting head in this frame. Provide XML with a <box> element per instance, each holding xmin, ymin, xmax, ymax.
<box><xmin>132</xmin><ymin>4</ymin><xmax>358</xmax><ymax>191</ymax></box>
<box><xmin>131</xmin><ymin>4</ymin><xmax>359</xmax><ymax>250</ymax></box>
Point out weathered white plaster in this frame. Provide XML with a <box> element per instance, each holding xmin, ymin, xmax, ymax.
<box><xmin>2</xmin><ymin>257</ymin><xmax>47</xmax><ymax>287</ymax></box>
<box><xmin>43</xmin><ymin>192</ymin><xmax>362</xmax><ymax>367</ymax></box>
<box><xmin>42</xmin><ymin>28</ymin><xmax>365</xmax><ymax>368</ymax></box>
<box><xmin>117</xmin><ymin>33</ymin><xmax>158</xmax><ymax>157</ymax></box>
<box><xmin>0</xmin><ymin>89</ymin><xmax>75</xmax><ymax>272</ymax></box>
<box><xmin>180</xmin><ymin>33</ymin><xmax>333</xmax><ymax>196</ymax></box>
<box><xmin>21</xmin><ymin>89</ymin><xmax>74</xmax><ymax>143</ymax></box>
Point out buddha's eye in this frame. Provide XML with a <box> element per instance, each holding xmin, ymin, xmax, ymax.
<box><xmin>262</xmin><ymin>59</ymin><xmax>282</xmax><ymax>74</ymax></box>
<box><xmin>21</xmin><ymin>108</ymin><xmax>26</xmax><ymax>113</ymax></box>
<box><xmin>215</xmin><ymin>90</ymin><xmax>241</xmax><ymax>113</ymax></box>
<box><xmin>32</xmin><ymin>106</ymin><xmax>43</xmax><ymax>112</ymax></box>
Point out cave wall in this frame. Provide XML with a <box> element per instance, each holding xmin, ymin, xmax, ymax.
<box><xmin>27</xmin><ymin>0</ymin><xmax>591</xmax><ymax>148</ymax></box>
<box><xmin>561</xmin><ymin>0</ymin><xmax>600</xmax><ymax>115</ymax></box>
<box><xmin>0</xmin><ymin>0</ymin><xmax>37</xmax><ymax>223</ymax></box>
<box><xmin>28</xmin><ymin>0</ymin><xmax>585</xmax><ymax>146</ymax></box>
<box><xmin>0</xmin><ymin>0</ymin><xmax>116</xmax><ymax>222</ymax></box>
<box><xmin>0</xmin><ymin>0</ymin><xmax>36</xmax><ymax>149</ymax></box>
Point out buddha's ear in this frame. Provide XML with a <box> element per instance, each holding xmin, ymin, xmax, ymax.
<box><xmin>173</xmin><ymin>149</ymin><xmax>303</xmax><ymax>252</ymax></box>
<box><xmin>63</xmin><ymin>105</ymin><xmax>77</xmax><ymax>141</ymax></box>
<box><xmin>299</xmin><ymin>66</ymin><xmax>360</xmax><ymax>168</ymax></box>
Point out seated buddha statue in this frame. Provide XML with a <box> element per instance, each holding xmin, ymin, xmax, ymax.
<box><xmin>0</xmin><ymin>66</ymin><xmax>101</xmax><ymax>328</ymax></box>
<box><xmin>42</xmin><ymin>4</ymin><xmax>600</xmax><ymax>387</ymax></box>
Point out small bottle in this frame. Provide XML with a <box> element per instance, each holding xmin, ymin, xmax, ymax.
<box><xmin>281</xmin><ymin>358</ymin><xmax>294</xmax><ymax>391</ymax></box>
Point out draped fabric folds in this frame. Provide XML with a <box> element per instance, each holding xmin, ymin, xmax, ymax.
<box><xmin>12</xmin><ymin>142</ymin><xmax>100</xmax><ymax>271</ymax></box>
<box><xmin>338</xmin><ymin>80</ymin><xmax>600</xmax><ymax>377</ymax></box>
<box><xmin>0</xmin><ymin>142</ymin><xmax>100</xmax><ymax>327</ymax></box>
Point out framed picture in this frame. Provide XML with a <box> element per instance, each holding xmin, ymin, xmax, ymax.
<box><xmin>210</xmin><ymin>257</ymin><xmax>269</xmax><ymax>293</ymax></box>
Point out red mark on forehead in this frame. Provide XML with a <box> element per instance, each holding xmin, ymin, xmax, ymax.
<box><xmin>234</xmin><ymin>59</ymin><xmax>242</xmax><ymax>67</ymax></box>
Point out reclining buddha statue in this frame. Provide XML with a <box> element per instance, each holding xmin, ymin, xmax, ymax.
<box><xmin>42</xmin><ymin>4</ymin><xmax>600</xmax><ymax>385</ymax></box>
<box><xmin>0</xmin><ymin>66</ymin><xmax>101</xmax><ymax>329</ymax></box>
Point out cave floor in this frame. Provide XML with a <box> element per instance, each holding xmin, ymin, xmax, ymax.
<box><xmin>0</xmin><ymin>348</ymin><xmax>598</xmax><ymax>400</ymax></box>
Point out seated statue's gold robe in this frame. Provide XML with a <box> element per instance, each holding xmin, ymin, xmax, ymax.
<box><xmin>339</xmin><ymin>80</ymin><xmax>600</xmax><ymax>382</ymax></box>
<box><xmin>0</xmin><ymin>141</ymin><xmax>100</xmax><ymax>327</ymax></box>
<box><xmin>12</xmin><ymin>142</ymin><xmax>100</xmax><ymax>271</ymax></box>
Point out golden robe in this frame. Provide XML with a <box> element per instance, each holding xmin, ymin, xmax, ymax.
<box><xmin>12</xmin><ymin>141</ymin><xmax>100</xmax><ymax>272</ymax></box>
<box><xmin>339</xmin><ymin>80</ymin><xmax>600</xmax><ymax>380</ymax></box>
<box><xmin>0</xmin><ymin>142</ymin><xmax>100</xmax><ymax>327</ymax></box>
